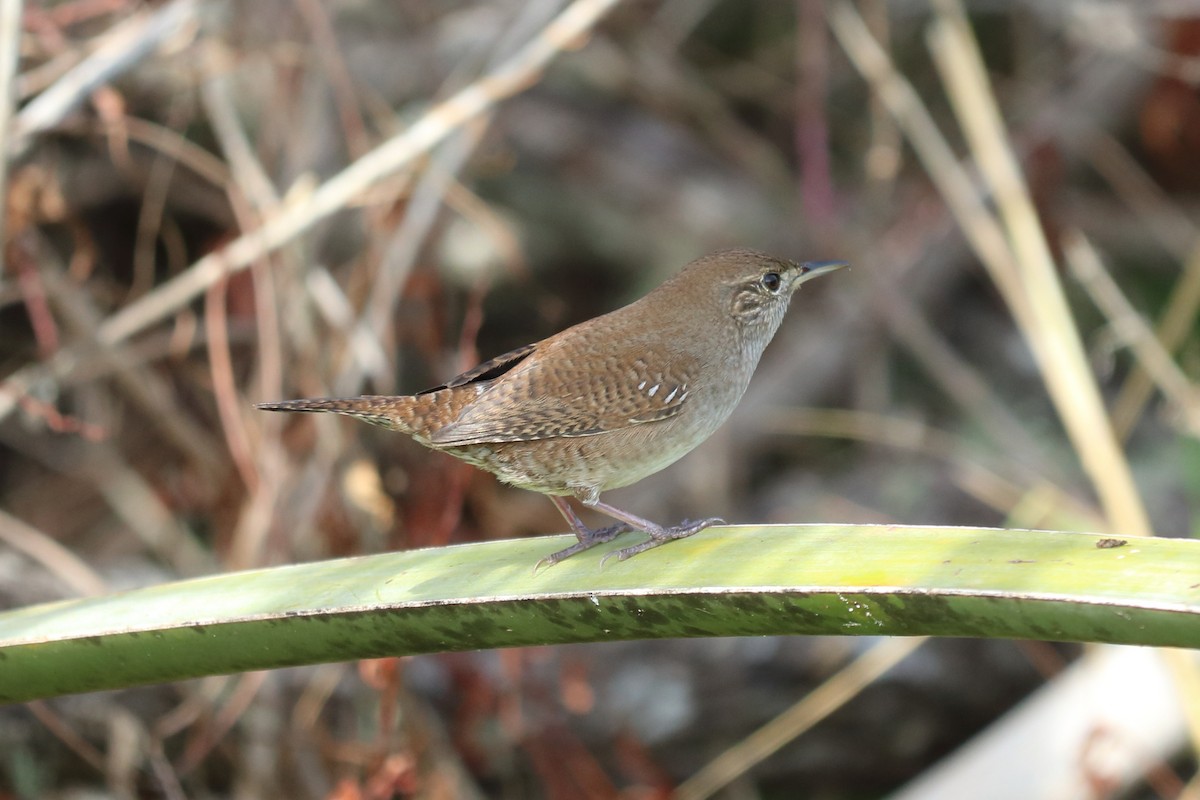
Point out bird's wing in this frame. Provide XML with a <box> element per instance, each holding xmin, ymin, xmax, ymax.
<box><xmin>417</xmin><ymin>343</ymin><xmax>537</xmax><ymax>394</ymax></box>
<box><xmin>428</xmin><ymin>340</ymin><xmax>699</xmax><ymax>446</ymax></box>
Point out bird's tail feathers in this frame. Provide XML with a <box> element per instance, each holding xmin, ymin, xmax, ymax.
<box><xmin>256</xmin><ymin>395</ymin><xmax>428</xmax><ymax>435</ymax></box>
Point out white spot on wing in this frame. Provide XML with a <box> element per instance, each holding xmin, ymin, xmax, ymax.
<box><xmin>638</xmin><ymin>381</ymin><xmax>647</xmax><ymax>390</ymax></box>
<box><xmin>664</xmin><ymin>387</ymin><xmax>678</xmax><ymax>403</ymax></box>
<box><xmin>648</xmin><ymin>384</ymin><xmax>660</xmax><ymax>397</ymax></box>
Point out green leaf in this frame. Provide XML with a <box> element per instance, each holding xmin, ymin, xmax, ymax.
<box><xmin>1</xmin><ymin>525</ymin><xmax>1196</xmax><ymax>703</ymax></box>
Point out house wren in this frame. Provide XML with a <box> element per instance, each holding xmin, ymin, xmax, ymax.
<box><xmin>258</xmin><ymin>249</ymin><xmax>845</xmax><ymax>566</ymax></box>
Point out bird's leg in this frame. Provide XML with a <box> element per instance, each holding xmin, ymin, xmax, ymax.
<box><xmin>538</xmin><ymin>496</ymin><xmax>634</xmax><ymax>567</ymax></box>
<box><xmin>584</xmin><ymin>499</ymin><xmax>724</xmax><ymax>564</ymax></box>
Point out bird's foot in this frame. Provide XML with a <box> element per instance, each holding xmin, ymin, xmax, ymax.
<box><xmin>536</xmin><ymin>522</ymin><xmax>634</xmax><ymax>571</ymax></box>
<box><xmin>600</xmin><ymin>517</ymin><xmax>725</xmax><ymax>566</ymax></box>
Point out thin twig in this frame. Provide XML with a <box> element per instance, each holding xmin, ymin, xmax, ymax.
<box><xmin>1086</xmin><ymin>130</ymin><xmax>1198</xmax><ymax>261</ymax></box>
<box><xmin>205</xmin><ymin>276</ymin><xmax>259</xmax><ymax>492</ymax></box>
<box><xmin>199</xmin><ymin>72</ymin><xmax>287</xmax><ymax>434</ymax></box>
<box><xmin>0</xmin><ymin>0</ymin><xmax>24</xmax><ymax>250</ymax></box>
<box><xmin>294</xmin><ymin>0</ymin><xmax>370</xmax><ymax>159</ymax></box>
<box><xmin>26</xmin><ymin>700</ymin><xmax>106</xmax><ymax>772</ymax></box>
<box><xmin>1064</xmin><ymin>231</ymin><xmax>1200</xmax><ymax>437</ymax></box>
<box><xmin>795</xmin><ymin>0</ymin><xmax>835</xmax><ymax>233</ymax></box>
<box><xmin>1114</xmin><ymin>240</ymin><xmax>1200</xmax><ymax>439</ymax></box>
<box><xmin>0</xmin><ymin>508</ymin><xmax>108</xmax><ymax>597</ymax></box>
<box><xmin>304</xmin><ymin>267</ymin><xmax>389</xmax><ymax>377</ymax></box>
<box><xmin>119</xmin><ymin>115</ymin><xmax>236</xmax><ymax>192</ymax></box>
<box><xmin>200</xmin><ymin>73</ymin><xmax>280</xmax><ymax>209</ymax></box>
<box><xmin>199</xmin><ymin>63</ymin><xmax>295</xmax><ymax>570</ymax></box>
<box><xmin>676</xmin><ymin>638</ymin><xmax>926</xmax><ymax>800</ymax></box>
<box><xmin>859</xmin><ymin>216</ymin><xmax>1055</xmax><ymax>477</ymax></box>
<box><xmin>176</xmin><ymin>671</ymin><xmax>269</xmax><ymax>776</ymax></box>
<box><xmin>87</xmin><ymin>446</ymin><xmax>215</xmax><ymax>576</ymax></box>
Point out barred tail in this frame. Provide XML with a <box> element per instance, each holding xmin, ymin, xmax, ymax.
<box><xmin>256</xmin><ymin>395</ymin><xmax>432</xmax><ymax>437</ymax></box>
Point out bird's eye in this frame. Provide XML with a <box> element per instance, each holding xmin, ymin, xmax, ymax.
<box><xmin>761</xmin><ymin>272</ymin><xmax>782</xmax><ymax>293</ymax></box>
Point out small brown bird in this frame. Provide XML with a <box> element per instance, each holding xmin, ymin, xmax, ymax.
<box><xmin>259</xmin><ymin>249</ymin><xmax>845</xmax><ymax>566</ymax></box>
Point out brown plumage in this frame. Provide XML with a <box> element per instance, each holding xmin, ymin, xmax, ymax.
<box><xmin>258</xmin><ymin>249</ymin><xmax>845</xmax><ymax>565</ymax></box>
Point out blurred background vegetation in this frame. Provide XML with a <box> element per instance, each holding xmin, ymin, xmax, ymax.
<box><xmin>1</xmin><ymin>0</ymin><xmax>1198</xmax><ymax>797</ymax></box>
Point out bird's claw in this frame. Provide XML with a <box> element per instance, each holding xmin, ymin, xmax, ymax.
<box><xmin>598</xmin><ymin>517</ymin><xmax>726</xmax><ymax>566</ymax></box>
<box><xmin>534</xmin><ymin>522</ymin><xmax>633</xmax><ymax>572</ymax></box>
<box><xmin>536</xmin><ymin>517</ymin><xmax>726</xmax><ymax>571</ymax></box>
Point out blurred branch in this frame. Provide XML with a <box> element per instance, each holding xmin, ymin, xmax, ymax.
<box><xmin>0</xmin><ymin>0</ymin><xmax>23</xmax><ymax>250</ymax></box>
<box><xmin>795</xmin><ymin>0</ymin><xmax>835</xmax><ymax>233</ymax></box>
<box><xmin>677</xmin><ymin>637</ymin><xmax>926</xmax><ymax>800</ymax></box>
<box><xmin>200</xmin><ymin>74</ymin><xmax>280</xmax><ymax>210</ymax></box>
<box><xmin>1115</xmin><ymin>240</ymin><xmax>1200</xmax><ymax>439</ymax></box>
<box><xmin>864</xmin><ymin>250</ymin><xmax>1056</xmax><ymax>478</ymax></box>
<box><xmin>293</xmin><ymin>0</ymin><xmax>370</xmax><ymax>159</ymax></box>
<box><xmin>36</xmin><ymin>255</ymin><xmax>225</xmax><ymax>476</ymax></box>
<box><xmin>85</xmin><ymin>444</ymin><xmax>215</xmax><ymax>576</ymax></box>
<box><xmin>1064</xmin><ymin>230</ymin><xmax>1200</xmax><ymax>438</ymax></box>
<box><xmin>760</xmin><ymin>407</ymin><xmax>1099</xmax><ymax>530</ymax></box>
<box><xmin>0</xmin><ymin>508</ymin><xmax>107</xmax><ymax>598</ymax></box>
<box><xmin>204</xmin><ymin>277</ymin><xmax>258</xmax><ymax>492</ymax></box>
<box><xmin>8</xmin><ymin>0</ymin><xmax>200</xmax><ymax>157</ymax></box>
<box><xmin>1085</xmin><ymin>130</ymin><xmax>1198</xmax><ymax>261</ymax></box>
<box><xmin>0</xmin><ymin>0</ymin><xmax>623</xmax><ymax>423</ymax></box>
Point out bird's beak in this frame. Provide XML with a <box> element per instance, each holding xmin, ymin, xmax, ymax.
<box><xmin>793</xmin><ymin>260</ymin><xmax>848</xmax><ymax>287</ymax></box>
